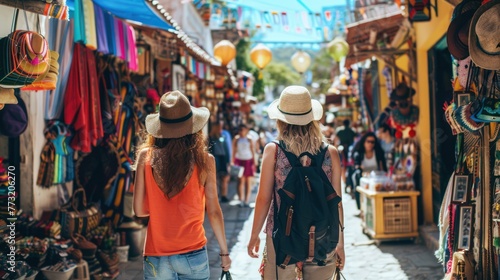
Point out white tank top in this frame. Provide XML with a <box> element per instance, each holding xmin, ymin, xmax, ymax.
<box><xmin>235</xmin><ymin>137</ymin><xmax>253</xmax><ymax>160</ymax></box>
<box><xmin>362</xmin><ymin>154</ymin><xmax>378</xmax><ymax>173</ymax></box>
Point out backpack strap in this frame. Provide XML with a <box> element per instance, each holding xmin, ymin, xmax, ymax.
<box><xmin>311</xmin><ymin>143</ymin><xmax>329</xmax><ymax>167</ymax></box>
<box><xmin>273</xmin><ymin>140</ymin><xmax>302</xmax><ymax>167</ymax></box>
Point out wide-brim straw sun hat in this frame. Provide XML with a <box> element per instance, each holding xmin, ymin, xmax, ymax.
<box><xmin>468</xmin><ymin>0</ymin><xmax>500</xmax><ymax>70</ymax></box>
<box><xmin>145</xmin><ymin>90</ymin><xmax>210</xmax><ymax>138</ymax></box>
<box><xmin>267</xmin><ymin>85</ymin><xmax>323</xmax><ymax>126</ymax></box>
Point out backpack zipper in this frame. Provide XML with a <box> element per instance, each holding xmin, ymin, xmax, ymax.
<box><xmin>305</xmin><ymin>176</ymin><xmax>312</xmax><ymax>192</ymax></box>
<box><xmin>286</xmin><ymin>206</ymin><xmax>294</xmax><ymax>236</ymax></box>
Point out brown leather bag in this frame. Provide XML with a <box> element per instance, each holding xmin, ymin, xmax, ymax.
<box><xmin>60</xmin><ymin>188</ymin><xmax>101</xmax><ymax>238</ymax></box>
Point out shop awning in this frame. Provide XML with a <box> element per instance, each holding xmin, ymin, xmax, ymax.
<box><xmin>344</xmin><ymin>11</ymin><xmax>405</xmax><ymax>67</ymax></box>
<box><xmin>66</xmin><ymin>0</ymin><xmax>174</xmax><ymax>30</ymax></box>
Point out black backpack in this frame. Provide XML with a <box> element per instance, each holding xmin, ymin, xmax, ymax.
<box><xmin>272</xmin><ymin>141</ymin><xmax>342</xmax><ymax>268</ymax></box>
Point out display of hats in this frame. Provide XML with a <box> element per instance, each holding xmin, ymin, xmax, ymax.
<box><xmin>0</xmin><ymin>31</ymin><xmax>50</xmax><ymax>88</ymax></box>
<box><xmin>22</xmin><ymin>50</ymin><xmax>60</xmax><ymax>91</ymax></box>
<box><xmin>468</xmin><ymin>0</ymin><xmax>500</xmax><ymax>70</ymax></box>
<box><xmin>446</xmin><ymin>0</ymin><xmax>481</xmax><ymax>60</ymax></box>
<box><xmin>0</xmin><ymin>87</ymin><xmax>18</xmax><ymax>106</ymax></box>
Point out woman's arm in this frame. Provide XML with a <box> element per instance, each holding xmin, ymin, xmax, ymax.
<box><xmin>133</xmin><ymin>149</ymin><xmax>149</xmax><ymax>217</ymax></box>
<box><xmin>231</xmin><ymin>136</ymin><xmax>238</xmax><ymax>164</ymax></box>
<box><xmin>329</xmin><ymin>145</ymin><xmax>345</xmax><ymax>270</ymax></box>
<box><xmin>205</xmin><ymin>155</ymin><xmax>231</xmax><ymax>270</ymax></box>
<box><xmin>248</xmin><ymin>143</ymin><xmax>276</xmax><ymax>258</ymax></box>
<box><xmin>248</xmin><ymin>136</ymin><xmax>256</xmax><ymax>165</ymax></box>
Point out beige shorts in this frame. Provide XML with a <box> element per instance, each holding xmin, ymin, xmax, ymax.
<box><xmin>262</xmin><ymin>235</ymin><xmax>337</xmax><ymax>280</ymax></box>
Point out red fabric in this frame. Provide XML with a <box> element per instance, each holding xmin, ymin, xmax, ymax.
<box><xmin>63</xmin><ymin>43</ymin><xmax>103</xmax><ymax>152</ymax></box>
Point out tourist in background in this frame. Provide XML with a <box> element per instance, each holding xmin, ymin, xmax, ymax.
<box><xmin>209</xmin><ymin>123</ymin><xmax>231</xmax><ymax>203</ymax></box>
<box><xmin>232</xmin><ymin>124</ymin><xmax>256</xmax><ymax>207</ymax></box>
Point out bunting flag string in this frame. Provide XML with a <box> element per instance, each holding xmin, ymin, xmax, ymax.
<box><xmin>207</xmin><ymin>4</ymin><xmax>347</xmax><ymax>40</ymax></box>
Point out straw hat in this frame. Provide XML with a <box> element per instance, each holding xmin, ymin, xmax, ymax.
<box><xmin>267</xmin><ymin>85</ymin><xmax>323</xmax><ymax>126</ymax></box>
<box><xmin>469</xmin><ymin>0</ymin><xmax>500</xmax><ymax>70</ymax></box>
<box><xmin>145</xmin><ymin>91</ymin><xmax>210</xmax><ymax>138</ymax></box>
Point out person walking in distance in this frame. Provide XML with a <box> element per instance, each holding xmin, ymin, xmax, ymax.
<box><xmin>133</xmin><ymin>91</ymin><xmax>231</xmax><ymax>279</ymax></box>
<box><xmin>334</xmin><ymin>119</ymin><xmax>357</xmax><ymax>184</ymax></box>
<box><xmin>247</xmin><ymin>86</ymin><xmax>345</xmax><ymax>279</ymax></box>
<box><xmin>208</xmin><ymin>123</ymin><xmax>231</xmax><ymax>203</ymax></box>
<box><xmin>232</xmin><ymin>124</ymin><xmax>256</xmax><ymax>207</ymax></box>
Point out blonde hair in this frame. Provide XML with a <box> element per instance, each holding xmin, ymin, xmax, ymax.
<box><xmin>276</xmin><ymin>120</ymin><xmax>326</xmax><ymax>156</ymax></box>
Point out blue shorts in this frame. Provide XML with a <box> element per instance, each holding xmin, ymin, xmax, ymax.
<box><xmin>143</xmin><ymin>247</ymin><xmax>209</xmax><ymax>279</ymax></box>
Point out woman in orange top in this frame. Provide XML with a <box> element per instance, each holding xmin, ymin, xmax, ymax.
<box><xmin>133</xmin><ymin>91</ymin><xmax>231</xmax><ymax>279</ymax></box>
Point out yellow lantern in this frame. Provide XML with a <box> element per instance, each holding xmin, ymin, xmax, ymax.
<box><xmin>290</xmin><ymin>51</ymin><xmax>311</xmax><ymax>74</ymax></box>
<box><xmin>213</xmin><ymin>40</ymin><xmax>236</xmax><ymax>66</ymax></box>
<box><xmin>250</xmin><ymin>43</ymin><xmax>272</xmax><ymax>69</ymax></box>
<box><xmin>327</xmin><ymin>37</ymin><xmax>349</xmax><ymax>62</ymax></box>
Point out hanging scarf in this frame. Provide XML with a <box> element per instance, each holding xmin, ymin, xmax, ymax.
<box><xmin>44</xmin><ymin>18</ymin><xmax>74</xmax><ymax>120</ymax></box>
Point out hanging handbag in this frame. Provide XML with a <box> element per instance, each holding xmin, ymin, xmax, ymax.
<box><xmin>471</xmin><ymin>71</ymin><xmax>499</xmax><ymax>123</ymax></box>
<box><xmin>220</xmin><ymin>270</ymin><xmax>233</xmax><ymax>280</ymax></box>
<box><xmin>60</xmin><ymin>188</ymin><xmax>101</xmax><ymax>238</ymax></box>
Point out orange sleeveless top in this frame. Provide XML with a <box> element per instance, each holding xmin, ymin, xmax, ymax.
<box><xmin>143</xmin><ymin>161</ymin><xmax>206</xmax><ymax>256</ymax></box>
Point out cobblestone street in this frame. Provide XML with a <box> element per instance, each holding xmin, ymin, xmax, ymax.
<box><xmin>119</xmin><ymin>179</ymin><xmax>444</xmax><ymax>280</ymax></box>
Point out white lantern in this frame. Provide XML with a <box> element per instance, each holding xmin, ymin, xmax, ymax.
<box><xmin>291</xmin><ymin>51</ymin><xmax>311</xmax><ymax>74</ymax></box>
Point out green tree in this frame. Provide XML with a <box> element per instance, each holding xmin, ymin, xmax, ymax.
<box><xmin>235</xmin><ymin>38</ymin><xmax>265</xmax><ymax>100</ymax></box>
<box><xmin>310</xmin><ymin>48</ymin><xmax>337</xmax><ymax>94</ymax></box>
<box><xmin>264</xmin><ymin>62</ymin><xmax>301</xmax><ymax>89</ymax></box>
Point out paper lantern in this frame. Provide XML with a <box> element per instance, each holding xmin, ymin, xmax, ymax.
<box><xmin>250</xmin><ymin>43</ymin><xmax>272</xmax><ymax>69</ymax></box>
<box><xmin>213</xmin><ymin>40</ymin><xmax>236</xmax><ymax>66</ymax></box>
<box><xmin>327</xmin><ymin>37</ymin><xmax>349</xmax><ymax>62</ymax></box>
<box><xmin>291</xmin><ymin>51</ymin><xmax>311</xmax><ymax>74</ymax></box>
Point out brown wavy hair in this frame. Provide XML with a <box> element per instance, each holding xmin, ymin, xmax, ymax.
<box><xmin>136</xmin><ymin>131</ymin><xmax>209</xmax><ymax>198</ymax></box>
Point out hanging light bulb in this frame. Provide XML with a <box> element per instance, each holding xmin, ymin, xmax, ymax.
<box><xmin>290</xmin><ymin>50</ymin><xmax>311</xmax><ymax>74</ymax></box>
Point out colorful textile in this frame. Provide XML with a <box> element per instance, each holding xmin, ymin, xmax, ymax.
<box><xmin>45</xmin><ymin>18</ymin><xmax>74</xmax><ymax>120</ymax></box>
<box><xmin>126</xmin><ymin>25</ymin><xmax>138</xmax><ymax>72</ymax></box>
<box><xmin>82</xmin><ymin>0</ymin><xmax>97</xmax><ymax>50</ymax></box>
<box><xmin>63</xmin><ymin>43</ymin><xmax>103</xmax><ymax>153</ymax></box>
<box><xmin>93</xmin><ymin>3</ymin><xmax>109</xmax><ymax>54</ymax></box>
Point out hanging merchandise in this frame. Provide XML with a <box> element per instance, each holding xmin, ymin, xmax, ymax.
<box><xmin>294</xmin><ymin>12</ymin><xmax>301</xmax><ymax>33</ymax></box>
<box><xmin>0</xmin><ymin>88</ymin><xmax>18</xmax><ymax>106</ymax></box>
<box><xmin>36</xmin><ymin>121</ymin><xmax>74</xmax><ymax>188</ymax></box>
<box><xmin>75</xmin><ymin>139</ymin><xmax>120</xmax><ymax>204</ymax></box>
<box><xmin>301</xmin><ymin>12</ymin><xmax>311</xmax><ymax>30</ymax></box>
<box><xmin>94</xmin><ymin>3</ymin><xmax>110</xmax><ymax>54</ymax></box>
<box><xmin>0</xmin><ymin>90</ymin><xmax>28</xmax><ymax>137</ymax></box>
<box><xmin>73</xmin><ymin>0</ymin><xmax>98</xmax><ymax>50</ymax></box>
<box><xmin>63</xmin><ymin>43</ymin><xmax>104</xmax><ymax>153</ymax></box>
<box><xmin>0</xmin><ymin>27</ymin><xmax>50</xmax><ymax>88</ymax></box>
<box><xmin>468</xmin><ymin>0</ymin><xmax>500</xmax><ymax>71</ymax></box>
<box><xmin>389</xmin><ymin>81</ymin><xmax>419</xmax><ymax>138</ymax></box>
<box><xmin>281</xmin><ymin>12</ymin><xmax>289</xmax><ymax>31</ymax></box>
<box><xmin>44</xmin><ymin>18</ymin><xmax>74</xmax><ymax>121</ymax></box>
<box><xmin>471</xmin><ymin>71</ymin><xmax>500</xmax><ymax>122</ymax></box>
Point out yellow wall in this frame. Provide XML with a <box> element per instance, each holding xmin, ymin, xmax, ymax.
<box><xmin>413</xmin><ymin>0</ymin><xmax>454</xmax><ymax>224</ymax></box>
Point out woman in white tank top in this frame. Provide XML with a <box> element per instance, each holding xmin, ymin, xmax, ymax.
<box><xmin>232</xmin><ymin>124</ymin><xmax>256</xmax><ymax>207</ymax></box>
